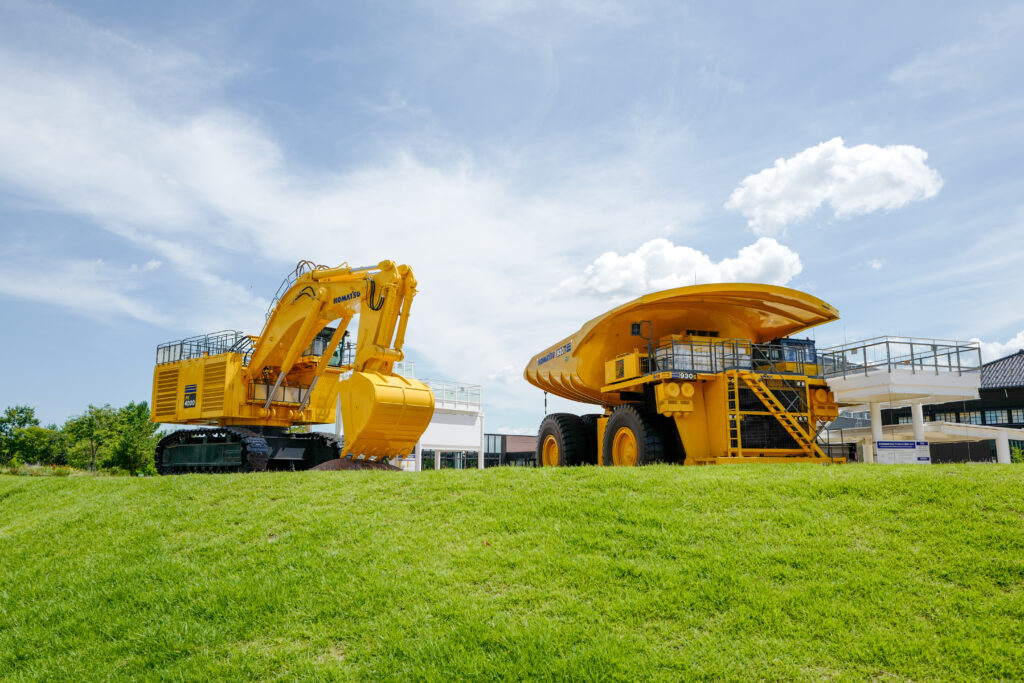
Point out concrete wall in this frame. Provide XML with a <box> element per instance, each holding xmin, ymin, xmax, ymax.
<box><xmin>420</xmin><ymin>410</ymin><xmax>484</xmax><ymax>451</ymax></box>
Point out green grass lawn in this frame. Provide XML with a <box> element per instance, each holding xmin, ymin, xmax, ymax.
<box><xmin>1</xmin><ymin>464</ymin><xmax>1022</xmax><ymax>681</ymax></box>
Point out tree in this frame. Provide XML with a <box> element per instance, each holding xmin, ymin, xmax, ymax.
<box><xmin>64</xmin><ymin>405</ymin><xmax>117</xmax><ymax>472</ymax></box>
<box><xmin>108</xmin><ymin>402</ymin><xmax>159</xmax><ymax>475</ymax></box>
<box><xmin>14</xmin><ymin>425</ymin><xmax>61</xmax><ymax>465</ymax></box>
<box><xmin>0</xmin><ymin>405</ymin><xmax>39</xmax><ymax>465</ymax></box>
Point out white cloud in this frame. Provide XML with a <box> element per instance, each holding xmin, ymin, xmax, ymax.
<box><xmin>490</xmin><ymin>427</ymin><xmax>536</xmax><ymax>436</ymax></box>
<box><xmin>974</xmin><ymin>330</ymin><xmax>1024</xmax><ymax>362</ymax></box>
<box><xmin>725</xmin><ymin>137</ymin><xmax>943</xmax><ymax>235</ymax></box>
<box><xmin>487</xmin><ymin>366</ymin><xmax>522</xmax><ymax>384</ymax></box>
<box><xmin>0</xmin><ymin>2</ymin><xmax>704</xmax><ymax>432</ymax></box>
<box><xmin>554</xmin><ymin>237</ymin><xmax>802</xmax><ymax>298</ymax></box>
<box><xmin>0</xmin><ymin>259</ymin><xmax>167</xmax><ymax>326</ymax></box>
<box><xmin>867</xmin><ymin>258</ymin><xmax>884</xmax><ymax>271</ymax></box>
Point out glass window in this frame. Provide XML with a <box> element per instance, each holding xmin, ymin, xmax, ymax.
<box><xmin>1011</xmin><ymin>409</ymin><xmax>1024</xmax><ymax>424</ymax></box>
<box><xmin>960</xmin><ymin>411</ymin><xmax>982</xmax><ymax>425</ymax></box>
<box><xmin>934</xmin><ymin>411</ymin><xmax>957</xmax><ymax>422</ymax></box>
<box><xmin>896</xmin><ymin>415</ymin><xmax>912</xmax><ymax>424</ymax></box>
<box><xmin>984</xmin><ymin>409</ymin><xmax>1008</xmax><ymax>425</ymax></box>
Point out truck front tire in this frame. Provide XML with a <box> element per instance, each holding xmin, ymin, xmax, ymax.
<box><xmin>602</xmin><ymin>404</ymin><xmax>665</xmax><ymax>466</ymax></box>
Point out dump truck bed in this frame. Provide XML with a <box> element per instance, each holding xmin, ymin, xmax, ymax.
<box><xmin>524</xmin><ymin>283</ymin><xmax>840</xmax><ymax>407</ymax></box>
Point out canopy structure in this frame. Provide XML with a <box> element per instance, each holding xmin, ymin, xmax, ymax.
<box><xmin>524</xmin><ymin>283</ymin><xmax>840</xmax><ymax>407</ymax></box>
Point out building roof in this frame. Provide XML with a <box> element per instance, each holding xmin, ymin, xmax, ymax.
<box><xmin>981</xmin><ymin>349</ymin><xmax>1024</xmax><ymax>389</ymax></box>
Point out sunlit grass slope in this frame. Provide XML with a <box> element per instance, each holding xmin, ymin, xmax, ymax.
<box><xmin>1</xmin><ymin>465</ymin><xmax>1022</xmax><ymax>681</ymax></box>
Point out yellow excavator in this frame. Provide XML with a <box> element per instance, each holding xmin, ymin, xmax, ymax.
<box><xmin>524</xmin><ymin>283</ymin><xmax>843</xmax><ymax>466</ymax></box>
<box><xmin>150</xmin><ymin>260</ymin><xmax>435</xmax><ymax>473</ymax></box>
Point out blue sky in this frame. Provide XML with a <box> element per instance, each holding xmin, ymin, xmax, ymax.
<box><xmin>1</xmin><ymin>0</ymin><xmax>1022</xmax><ymax>432</ymax></box>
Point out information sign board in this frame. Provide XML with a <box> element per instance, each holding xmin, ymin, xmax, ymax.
<box><xmin>875</xmin><ymin>441</ymin><xmax>931</xmax><ymax>464</ymax></box>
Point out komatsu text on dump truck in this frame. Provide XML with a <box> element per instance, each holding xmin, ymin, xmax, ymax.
<box><xmin>524</xmin><ymin>284</ymin><xmax>842</xmax><ymax>466</ymax></box>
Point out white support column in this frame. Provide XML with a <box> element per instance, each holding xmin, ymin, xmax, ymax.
<box><xmin>478</xmin><ymin>413</ymin><xmax>485</xmax><ymax>470</ymax></box>
<box><xmin>434</xmin><ymin>447</ymin><xmax>440</xmax><ymax>470</ymax></box>
<box><xmin>996</xmin><ymin>434</ymin><xmax>1012</xmax><ymax>464</ymax></box>
<box><xmin>911</xmin><ymin>402</ymin><xmax>925</xmax><ymax>442</ymax></box>
<box><xmin>415</xmin><ymin>441</ymin><xmax>422</xmax><ymax>472</ymax></box>
<box><xmin>869</xmin><ymin>402</ymin><xmax>883</xmax><ymax>464</ymax></box>
<box><xmin>861</xmin><ymin>436</ymin><xmax>875</xmax><ymax>464</ymax></box>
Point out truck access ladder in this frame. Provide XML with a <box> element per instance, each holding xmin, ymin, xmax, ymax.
<box><xmin>735</xmin><ymin>370</ymin><xmax>827</xmax><ymax>458</ymax></box>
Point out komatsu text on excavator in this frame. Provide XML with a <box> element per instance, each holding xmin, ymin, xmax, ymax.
<box><xmin>150</xmin><ymin>260</ymin><xmax>435</xmax><ymax>473</ymax></box>
<box><xmin>524</xmin><ymin>284</ymin><xmax>843</xmax><ymax>467</ymax></box>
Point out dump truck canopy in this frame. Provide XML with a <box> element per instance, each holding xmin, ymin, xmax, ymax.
<box><xmin>524</xmin><ymin>283</ymin><xmax>839</xmax><ymax>407</ymax></box>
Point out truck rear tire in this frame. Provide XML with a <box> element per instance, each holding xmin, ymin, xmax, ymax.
<box><xmin>602</xmin><ymin>404</ymin><xmax>665</xmax><ymax>466</ymax></box>
<box><xmin>536</xmin><ymin>413</ymin><xmax>588</xmax><ymax>467</ymax></box>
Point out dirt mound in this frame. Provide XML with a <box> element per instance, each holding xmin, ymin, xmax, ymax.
<box><xmin>311</xmin><ymin>458</ymin><xmax>400</xmax><ymax>471</ymax></box>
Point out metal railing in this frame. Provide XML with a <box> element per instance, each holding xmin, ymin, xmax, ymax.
<box><xmin>156</xmin><ymin>328</ymin><xmax>355</xmax><ymax>368</ymax></box>
<box><xmin>652</xmin><ymin>338</ymin><xmax>820</xmax><ymax>377</ymax></box>
<box><xmin>156</xmin><ymin>330</ymin><xmax>247</xmax><ymax>365</ymax></box>
<box><xmin>264</xmin><ymin>260</ymin><xmax>329</xmax><ymax>321</ymax></box>
<box><xmin>818</xmin><ymin>337</ymin><xmax>982</xmax><ymax>378</ymax></box>
<box><xmin>422</xmin><ymin>379</ymin><xmax>482</xmax><ymax>408</ymax></box>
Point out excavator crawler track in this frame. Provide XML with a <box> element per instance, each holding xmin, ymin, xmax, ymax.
<box><xmin>155</xmin><ymin>426</ymin><xmax>270</xmax><ymax>474</ymax></box>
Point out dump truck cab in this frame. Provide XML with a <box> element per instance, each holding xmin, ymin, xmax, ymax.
<box><xmin>525</xmin><ymin>284</ymin><xmax>842</xmax><ymax>466</ymax></box>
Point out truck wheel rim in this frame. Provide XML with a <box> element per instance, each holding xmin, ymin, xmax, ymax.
<box><xmin>612</xmin><ymin>427</ymin><xmax>638</xmax><ymax>466</ymax></box>
<box><xmin>542</xmin><ymin>435</ymin><xmax>559</xmax><ymax>466</ymax></box>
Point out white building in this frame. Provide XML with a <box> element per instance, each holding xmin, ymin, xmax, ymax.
<box><xmin>821</xmin><ymin>337</ymin><xmax>1019</xmax><ymax>464</ymax></box>
<box><xmin>405</xmin><ymin>378</ymin><xmax>484</xmax><ymax>471</ymax></box>
<box><xmin>332</xmin><ymin>361</ymin><xmax>485</xmax><ymax>470</ymax></box>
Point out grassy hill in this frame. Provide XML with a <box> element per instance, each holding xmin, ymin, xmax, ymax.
<box><xmin>1</xmin><ymin>465</ymin><xmax>1022</xmax><ymax>681</ymax></box>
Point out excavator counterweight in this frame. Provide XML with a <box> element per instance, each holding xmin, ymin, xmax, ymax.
<box><xmin>149</xmin><ymin>260</ymin><xmax>434</xmax><ymax>473</ymax></box>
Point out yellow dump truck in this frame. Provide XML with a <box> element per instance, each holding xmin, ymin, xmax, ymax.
<box><xmin>150</xmin><ymin>260</ymin><xmax>434</xmax><ymax>472</ymax></box>
<box><xmin>524</xmin><ymin>284</ymin><xmax>842</xmax><ymax>466</ymax></box>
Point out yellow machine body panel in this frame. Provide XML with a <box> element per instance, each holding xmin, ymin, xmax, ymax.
<box><xmin>150</xmin><ymin>260</ymin><xmax>435</xmax><ymax>462</ymax></box>
<box><xmin>150</xmin><ymin>355</ymin><xmax>344</xmax><ymax>428</ymax></box>
<box><xmin>525</xmin><ymin>283</ymin><xmax>843</xmax><ymax>465</ymax></box>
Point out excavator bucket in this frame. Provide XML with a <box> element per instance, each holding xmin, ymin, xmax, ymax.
<box><xmin>338</xmin><ymin>371</ymin><xmax>435</xmax><ymax>460</ymax></box>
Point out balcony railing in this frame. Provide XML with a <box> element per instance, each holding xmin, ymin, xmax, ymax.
<box><xmin>818</xmin><ymin>337</ymin><xmax>981</xmax><ymax>378</ymax></box>
<box><xmin>422</xmin><ymin>379</ymin><xmax>482</xmax><ymax>409</ymax></box>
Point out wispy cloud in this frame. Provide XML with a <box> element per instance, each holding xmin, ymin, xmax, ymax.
<box><xmin>431</xmin><ymin>0</ymin><xmax>639</xmax><ymax>28</ymax></box>
<box><xmin>0</xmin><ymin>0</ymin><xmax>701</xmax><ymax>402</ymax></box>
<box><xmin>725</xmin><ymin>137</ymin><xmax>942</xmax><ymax>236</ymax></box>
<box><xmin>0</xmin><ymin>258</ymin><xmax>168</xmax><ymax>326</ymax></box>
<box><xmin>889</xmin><ymin>7</ymin><xmax>1024</xmax><ymax>93</ymax></box>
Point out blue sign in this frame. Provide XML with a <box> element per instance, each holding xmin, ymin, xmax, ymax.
<box><xmin>183</xmin><ymin>383</ymin><xmax>198</xmax><ymax>409</ymax></box>
<box><xmin>538</xmin><ymin>341</ymin><xmax>572</xmax><ymax>365</ymax></box>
